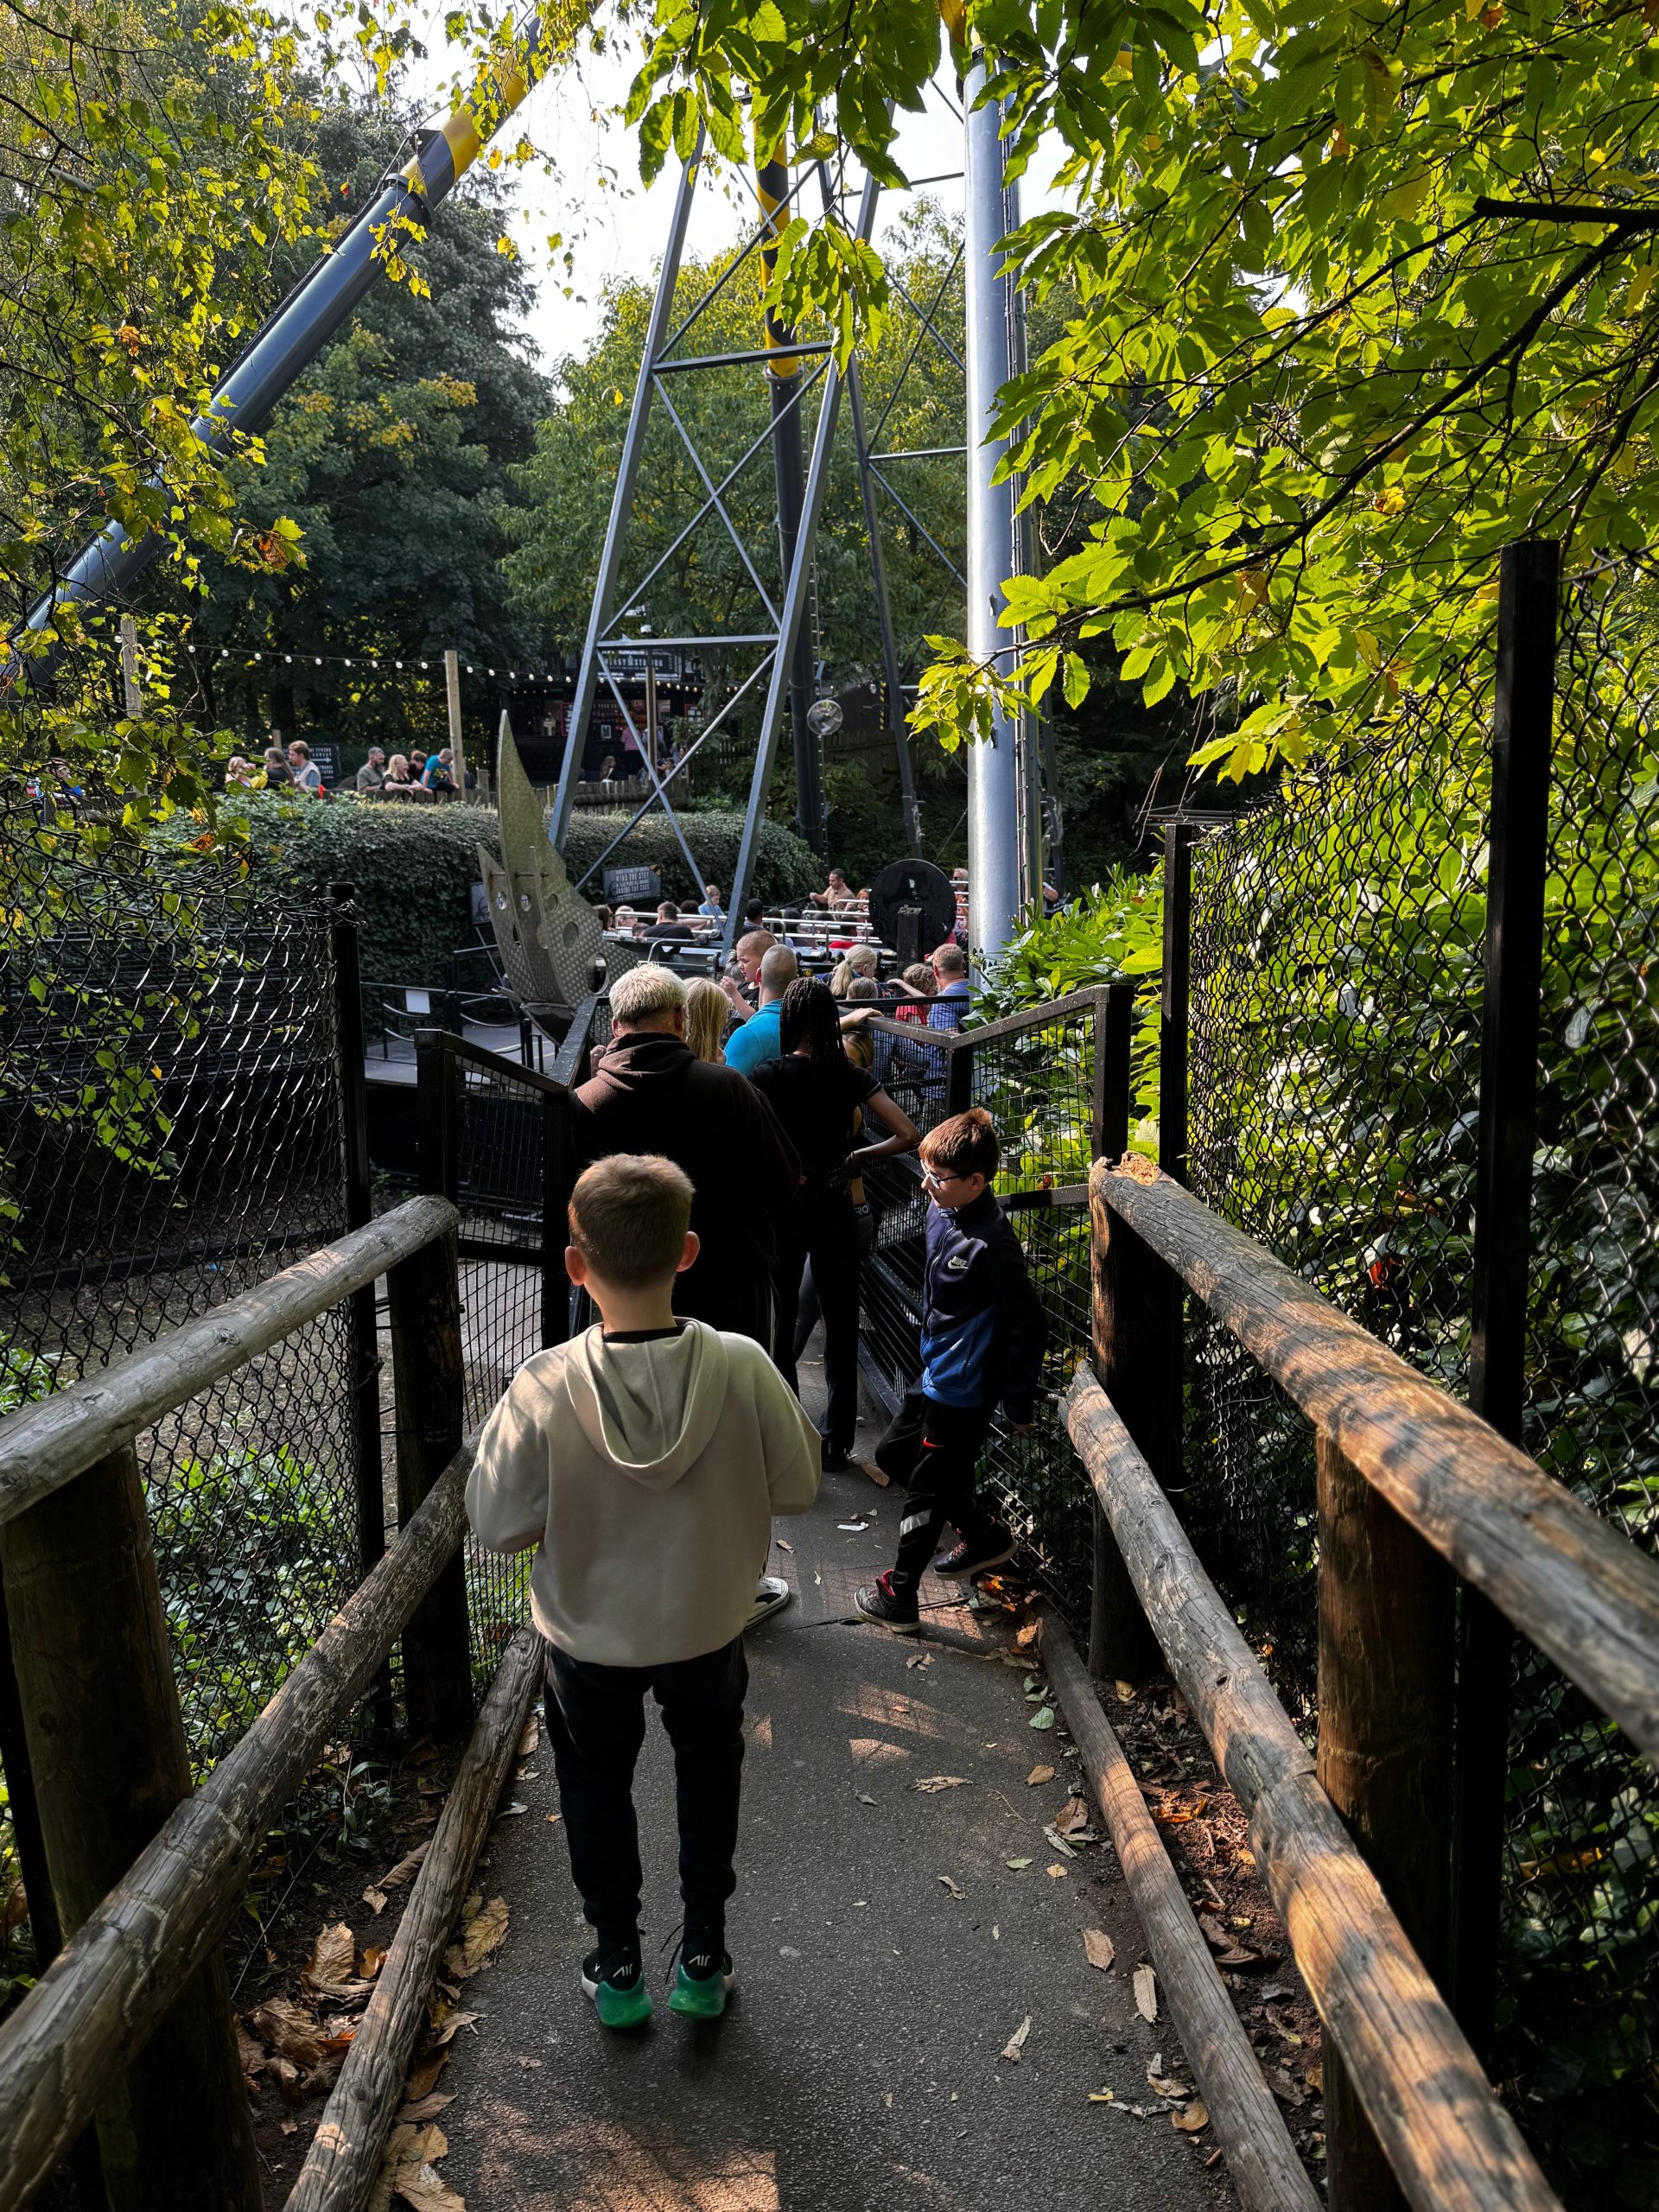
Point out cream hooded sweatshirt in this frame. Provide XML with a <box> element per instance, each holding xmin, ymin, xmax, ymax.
<box><xmin>466</xmin><ymin>1320</ymin><xmax>822</xmax><ymax>1667</ymax></box>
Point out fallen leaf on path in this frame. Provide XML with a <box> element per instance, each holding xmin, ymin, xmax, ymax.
<box><xmin>1028</xmin><ymin>1707</ymin><xmax>1055</xmax><ymax>1731</ymax></box>
<box><xmin>403</xmin><ymin>2050</ymin><xmax>450</xmax><ymax>2101</ymax></box>
<box><xmin>1054</xmin><ymin>1796</ymin><xmax>1090</xmax><ymax>1836</ymax></box>
<box><xmin>1014</xmin><ymin>1621</ymin><xmax>1039</xmax><ymax>1649</ymax></box>
<box><xmin>380</xmin><ymin>1844</ymin><xmax>430</xmax><ymax>1891</ymax></box>
<box><xmin>1088</xmin><ymin>2087</ymin><xmax>1115</xmax><ymax>2103</ymax></box>
<box><xmin>937</xmin><ymin>1873</ymin><xmax>963</xmax><ymax>1898</ymax></box>
<box><xmin>517</xmin><ymin>1716</ymin><xmax>539</xmax><ymax>1759</ymax></box>
<box><xmin>1006</xmin><ymin>1857</ymin><xmax>1033</xmax><ymax>1870</ymax></box>
<box><xmin>250</xmin><ymin>1999</ymin><xmax>326</xmax><ymax>2069</ymax></box>
<box><xmin>444</xmin><ymin>1897</ymin><xmax>509</xmax><ymax>1980</ymax></box>
<box><xmin>776</xmin><ymin>1538</ymin><xmax>793</xmax><ymax>1552</ymax></box>
<box><xmin>1148</xmin><ymin>2066</ymin><xmax>1192</xmax><ymax>2099</ymax></box>
<box><xmin>857</xmin><ymin>1793</ymin><xmax>876</xmax><ymax>1805</ymax></box>
<box><xmin>395</xmin><ymin>2093</ymin><xmax>455</xmax><ymax>2124</ymax></box>
<box><xmin>1046</xmin><ymin>1863</ymin><xmax>1068</xmax><ymax>1878</ymax></box>
<box><xmin>1271</xmin><ymin>2068</ymin><xmax>1306</xmax><ymax>2107</ymax></box>
<box><xmin>495</xmin><ymin>1802</ymin><xmax>528</xmax><ymax>1820</ymax></box>
<box><xmin>861</xmin><ymin>1460</ymin><xmax>891</xmax><ymax>1487</ymax></box>
<box><xmin>394</xmin><ymin>2161</ymin><xmax>464</xmax><ymax>2211</ymax></box>
<box><xmin>237</xmin><ymin>2023</ymin><xmax>268</xmax><ymax>2082</ymax></box>
<box><xmin>362</xmin><ymin>1948</ymin><xmax>387</xmax><ymax>1981</ymax></box>
<box><xmin>302</xmin><ymin>1923</ymin><xmax>356</xmax><ymax>1995</ymax></box>
<box><xmin>1000</xmin><ymin>2014</ymin><xmax>1033</xmax><ymax>2063</ymax></box>
<box><xmin>363</xmin><ymin>1887</ymin><xmax>389</xmax><ymax>1916</ymax></box>
<box><xmin>427</xmin><ymin>2002</ymin><xmax>480</xmax><ymax>2047</ymax></box>
<box><xmin>913</xmin><ymin>1775</ymin><xmax>967</xmax><ymax>1793</ymax></box>
<box><xmin>1026</xmin><ymin>1764</ymin><xmax>1055</xmax><ymax>1786</ymax></box>
<box><xmin>1043</xmin><ymin>1826</ymin><xmax>1077</xmax><ymax>1859</ymax></box>
<box><xmin>1173</xmin><ymin>2102</ymin><xmax>1210</xmax><ymax>2133</ymax></box>
<box><xmin>1134</xmin><ymin>1966</ymin><xmax>1158</xmax><ymax>2023</ymax></box>
<box><xmin>1115</xmin><ymin>1681</ymin><xmax>1135</xmax><ymax>1703</ymax></box>
<box><xmin>906</xmin><ymin>1653</ymin><xmax>933</xmax><ymax>1671</ymax></box>
<box><xmin>1083</xmin><ymin>1929</ymin><xmax>1116</xmax><ymax>1971</ymax></box>
<box><xmin>544</xmin><ymin>1813</ymin><xmax>562</xmax><ymax>1826</ymax></box>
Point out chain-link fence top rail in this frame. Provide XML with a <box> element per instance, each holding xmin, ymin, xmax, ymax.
<box><xmin>0</xmin><ymin>788</ymin><xmax>362</xmax><ymax>1803</ymax></box>
<box><xmin>861</xmin><ymin>998</ymin><xmax>1098</xmax><ymax>1630</ymax></box>
<box><xmin>1183</xmin><ymin>591</ymin><xmax>1659</xmax><ymax>2202</ymax></box>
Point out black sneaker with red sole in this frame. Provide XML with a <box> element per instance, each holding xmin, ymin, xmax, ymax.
<box><xmin>854</xmin><ymin>1572</ymin><xmax>921</xmax><ymax>1633</ymax></box>
<box><xmin>932</xmin><ymin>1526</ymin><xmax>1017</xmax><ymax>1580</ymax></box>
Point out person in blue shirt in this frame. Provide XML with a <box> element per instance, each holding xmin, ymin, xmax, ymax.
<box><xmin>697</xmin><ymin>881</ymin><xmax>725</xmax><ymax>922</ymax></box>
<box><xmin>724</xmin><ymin>945</ymin><xmax>798</xmax><ymax>1077</ymax></box>
<box><xmin>855</xmin><ymin>1107</ymin><xmax>1046</xmax><ymax>1631</ymax></box>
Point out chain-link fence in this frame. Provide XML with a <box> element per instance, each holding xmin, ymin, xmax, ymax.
<box><xmin>860</xmin><ymin>994</ymin><xmax>1101</xmax><ymax>1628</ymax></box>
<box><xmin>1183</xmin><ymin>571</ymin><xmax>1659</xmax><ymax>2204</ymax></box>
<box><xmin>0</xmin><ymin>785</ymin><xmax>364</xmax><ymax>1993</ymax></box>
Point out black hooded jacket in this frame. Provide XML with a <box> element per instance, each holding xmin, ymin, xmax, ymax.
<box><xmin>569</xmin><ymin>1031</ymin><xmax>801</xmax><ymax>1315</ymax></box>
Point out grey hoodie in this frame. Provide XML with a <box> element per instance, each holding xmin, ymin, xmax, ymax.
<box><xmin>467</xmin><ymin>1320</ymin><xmax>821</xmax><ymax>1666</ymax></box>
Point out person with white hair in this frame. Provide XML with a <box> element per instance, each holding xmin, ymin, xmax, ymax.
<box><xmin>571</xmin><ymin>963</ymin><xmax>804</xmax><ymax>1626</ymax></box>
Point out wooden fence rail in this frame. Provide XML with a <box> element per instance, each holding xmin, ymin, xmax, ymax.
<box><xmin>0</xmin><ymin>1194</ymin><xmax>484</xmax><ymax>2210</ymax></box>
<box><xmin>1077</xmin><ymin>1156</ymin><xmax>1659</xmax><ymax>2212</ymax></box>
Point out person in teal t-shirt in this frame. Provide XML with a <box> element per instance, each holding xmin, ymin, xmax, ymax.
<box><xmin>724</xmin><ymin>945</ymin><xmax>798</xmax><ymax>1077</ymax></box>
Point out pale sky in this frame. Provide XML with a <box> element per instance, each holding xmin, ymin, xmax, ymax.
<box><xmin>406</xmin><ymin>29</ymin><xmax>1066</xmax><ymax>373</ymax></box>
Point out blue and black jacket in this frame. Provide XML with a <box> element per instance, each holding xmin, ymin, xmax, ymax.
<box><xmin>918</xmin><ymin>1190</ymin><xmax>1047</xmax><ymax>1421</ymax></box>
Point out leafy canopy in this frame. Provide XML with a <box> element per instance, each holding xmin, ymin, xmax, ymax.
<box><xmin>627</xmin><ymin>0</ymin><xmax>1659</xmax><ymax>776</ymax></box>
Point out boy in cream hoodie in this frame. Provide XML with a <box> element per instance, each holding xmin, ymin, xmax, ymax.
<box><xmin>467</xmin><ymin>1154</ymin><xmax>821</xmax><ymax>2028</ymax></box>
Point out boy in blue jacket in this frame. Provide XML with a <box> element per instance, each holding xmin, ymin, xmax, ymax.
<box><xmin>855</xmin><ymin>1108</ymin><xmax>1046</xmax><ymax>1632</ymax></box>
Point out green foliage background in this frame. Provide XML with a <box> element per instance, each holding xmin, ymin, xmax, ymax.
<box><xmin>149</xmin><ymin>793</ymin><xmax>819</xmax><ymax>980</ymax></box>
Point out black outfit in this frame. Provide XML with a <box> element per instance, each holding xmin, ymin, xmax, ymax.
<box><xmin>571</xmin><ymin>1032</ymin><xmax>799</xmax><ymax>1346</ymax></box>
<box><xmin>748</xmin><ymin>1052</ymin><xmax>880</xmax><ymax>1455</ymax></box>
<box><xmin>543</xmin><ymin>1637</ymin><xmax>747</xmax><ymax>1950</ymax></box>
<box><xmin>875</xmin><ymin>1191</ymin><xmax>1046</xmax><ymax>1598</ymax></box>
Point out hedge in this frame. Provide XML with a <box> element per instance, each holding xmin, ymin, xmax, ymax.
<box><xmin>149</xmin><ymin>793</ymin><xmax>821</xmax><ymax>982</ymax></box>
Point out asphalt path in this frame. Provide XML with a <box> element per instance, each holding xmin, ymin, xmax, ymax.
<box><xmin>439</xmin><ymin>1372</ymin><xmax>1236</xmax><ymax>2212</ymax></box>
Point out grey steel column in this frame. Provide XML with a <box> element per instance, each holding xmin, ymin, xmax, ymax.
<box><xmin>963</xmin><ymin>57</ymin><xmax>1021</xmax><ymax>968</ymax></box>
<box><xmin>759</xmin><ymin>146</ymin><xmax>823</xmax><ymax>853</ymax></box>
<box><xmin>550</xmin><ymin>145</ymin><xmax>702</xmax><ymax>846</ymax></box>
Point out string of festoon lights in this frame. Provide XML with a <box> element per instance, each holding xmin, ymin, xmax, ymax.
<box><xmin>179</xmin><ymin>643</ymin><xmax>571</xmax><ymax>681</ymax></box>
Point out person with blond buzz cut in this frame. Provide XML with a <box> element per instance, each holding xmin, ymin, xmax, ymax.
<box><xmin>719</xmin><ymin>926</ymin><xmax>776</xmax><ymax>1017</ymax></box>
<box><xmin>467</xmin><ymin>1154</ymin><xmax>820</xmax><ymax>2030</ymax></box>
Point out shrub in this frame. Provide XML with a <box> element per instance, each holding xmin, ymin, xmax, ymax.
<box><xmin>149</xmin><ymin>794</ymin><xmax>820</xmax><ymax>982</ymax></box>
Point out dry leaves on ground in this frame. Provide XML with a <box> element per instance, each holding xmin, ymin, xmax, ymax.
<box><xmin>937</xmin><ymin>1874</ymin><xmax>964</xmax><ymax>1898</ymax></box>
<box><xmin>1083</xmin><ymin>1929</ymin><xmax>1116</xmax><ymax>1971</ymax></box>
<box><xmin>1026</xmin><ymin>1764</ymin><xmax>1055</xmax><ymax>1786</ymax></box>
<box><xmin>396</xmin><ymin>2091</ymin><xmax>456</xmax><ymax>2124</ymax></box>
<box><xmin>1000</xmin><ymin>2014</ymin><xmax>1033</xmax><ymax>2063</ymax></box>
<box><xmin>1134</xmin><ymin>1965</ymin><xmax>1159</xmax><ymax>2024</ymax></box>
<box><xmin>427</xmin><ymin>2000</ymin><xmax>480</xmax><ymax>2048</ymax></box>
<box><xmin>363</xmin><ymin>1886</ymin><xmax>389</xmax><ymax>1916</ymax></box>
<box><xmin>1053</xmin><ymin>1796</ymin><xmax>1091</xmax><ymax>1836</ymax></box>
<box><xmin>302</xmin><ymin>1923</ymin><xmax>357</xmax><ymax>1995</ymax></box>
<box><xmin>517</xmin><ymin>1716</ymin><xmax>539</xmax><ymax>1759</ymax></box>
<box><xmin>370</xmin><ymin>2121</ymin><xmax>464</xmax><ymax>2212</ymax></box>
<box><xmin>912</xmin><ymin>1775</ymin><xmax>967</xmax><ymax>1793</ymax></box>
<box><xmin>404</xmin><ymin>2049</ymin><xmax>451</xmax><ymax>2102</ymax></box>
<box><xmin>443</xmin><ymin>1895</ymin><xmax>510</xmax><ymax>1980</ymax></box>
<box><xmin>379</xmin><ymin>1843</ymin><xmax>430</xmax><ymax>1891</ymax></box>
<box><xmin>1173</xmin><ymin>2101</ymin><xmax>1211</xmax><ymax>2133</ymax></box>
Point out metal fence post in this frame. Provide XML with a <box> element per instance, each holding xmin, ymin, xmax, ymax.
<box><xmin>330</xmin><ymin>887</ymin><xmax>386</xmax><ymax>1596</ymax></box>
<box><xmin>415</xmin><ymin>1028</ymin><xmax>460</xmax><ymax>1205</ymax></box>
<box><xmin>385</xmin><ymin>1224</ymin><xmax>474</xmax><ymax>1737</ymax></box>
<box><xmin>1160</xmin><ymin>822</ymin><xmax>1194</xmax><ymax>1184</ymax></box>
<box><xmin>1452</xmin><ymin>537</ymin><xmax>1560</xmax><ymax>2054</ymax></box>
<box><xmin>541</xmin><ymin>1090</ymin><xmax>574</xmax><ymax>1351</ymax></box>
<box><xmin>0</xmin><ymin>1446</ymin><xmax>263</xmax><ymax>2210</ymax></box>
<box><xmin>944</xmin><ymin>1033</ymin><xmax>975</xmax><ymax>1117</ymax></box>
<box><xmin>1087</xmin><ymin>982</ymin><xmax>1158</xmax><ymax>1679</ymax></box>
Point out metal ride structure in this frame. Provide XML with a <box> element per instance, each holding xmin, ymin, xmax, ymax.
<box><xmin>543</xmin><ymin>68</ymin><xmax>1052</xmax><ymax>965</ymax></box>
<box><xmin>18</xmin><ymin>18</ymin><xmax>564</xmax><ymax>640</ymax></box>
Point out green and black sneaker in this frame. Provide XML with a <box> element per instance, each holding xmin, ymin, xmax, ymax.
<box><xmin>669</xmin><ymin>1928</ymin><xmax>734</xmax><ymax>2019</ymax></box>
<box><xmin>581</xmin><ymin>1936</ymin><xmax>652</xmax><ymax>2030</ymax></box>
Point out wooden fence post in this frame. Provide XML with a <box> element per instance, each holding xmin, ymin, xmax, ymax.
<box><xmin>386</xmin><ymin>1226</ymin><xmax>474</xmax><ymax>1736</ymax></box>
<box><xmin>1316</xmin><ymin>1431</ymin><xmax>1456</xmax><ymax>2212</ymax></box>
<box><xmin>0</xmin><ymin>1446</ymin><xmax>262</xmax><ymax>2211</ymax></box>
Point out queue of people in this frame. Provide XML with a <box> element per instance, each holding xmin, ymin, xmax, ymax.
<box><xmin>465</xmin><ymin>920</ymin><xmax>1047</xmax><ymax>2029</ymax></box>
<box><xmin>222</xmin><ymin>741</ymin><xmax>467</xmax><ymax>798</ymax></box>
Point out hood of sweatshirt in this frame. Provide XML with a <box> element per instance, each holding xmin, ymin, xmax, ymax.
<box><xmin>561</xmin><ymin>1321</ymin><xmax>731</xmax><ymax>1491</ymax></box>
<box><xmin>585</xmin><ymin>1031</ymin><xmax>693</xmax><ymax>1094</ymax></box>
